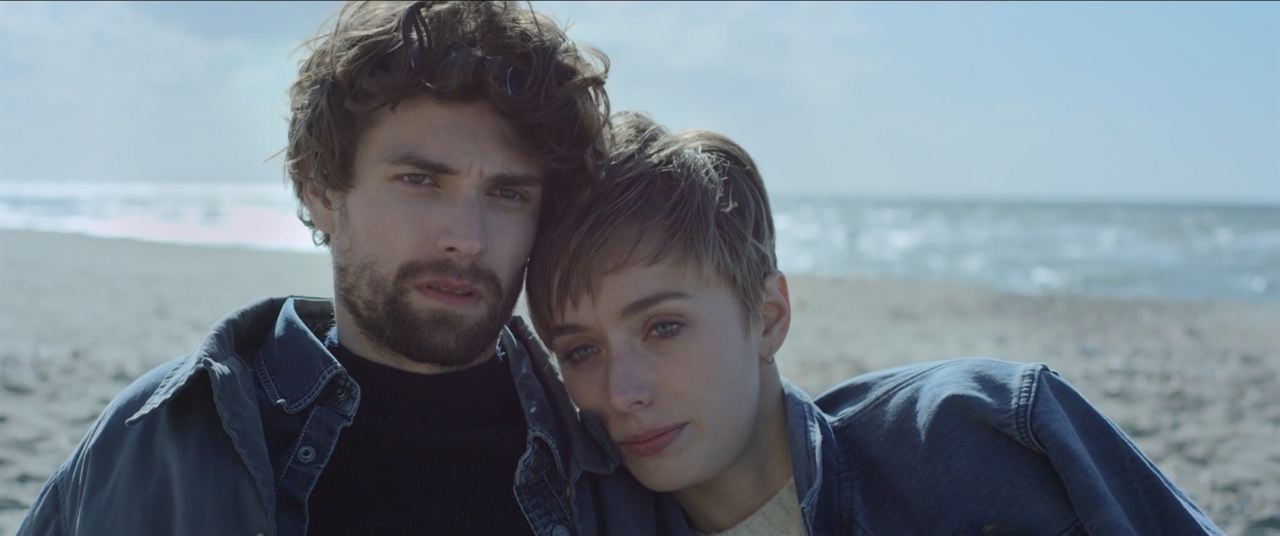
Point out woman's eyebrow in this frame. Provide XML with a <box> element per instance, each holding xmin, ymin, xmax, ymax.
<box><xmin>548</xmin><ymin>323</ymin><xmax>588</xmax><ymax>340</ymax></box>
<box><xmin>619</xmin><ymin>291</ymin><xmax>690</xmax><ymax>320</ymax></box>
<box><xmin>546</xmin><ymin>290</ymin><xmax>690</xmax><ymax>342</ymax></box>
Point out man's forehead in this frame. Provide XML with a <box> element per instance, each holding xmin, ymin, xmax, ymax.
<box><xmin>361</xmin><ymin>97</ymin><xmax>543</xmax><ymax>176</ymax></box>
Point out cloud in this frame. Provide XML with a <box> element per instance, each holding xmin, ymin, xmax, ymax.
<box><xmin>0</xmin><ymin>1</ymin><xmax>295</xmax><ymax>182</ymax></box>
<box><xmin>3</xmin><ymin>2</ymin><xmax>1273</xmax><ymax>202</ymax></box>
<box><xmin>542</xmin><ymin>1</ymin><xmax>870</xmax><ymax>111</ymax></box>
<box><xmin>536</xmin><ymin>1</ymin><xmax>878</xmax><ymax>197</ymax></box>
<box><xmin>2</xmin><ymin>2</ymin><xmax>237</xmax><ymax>101</ymax></box>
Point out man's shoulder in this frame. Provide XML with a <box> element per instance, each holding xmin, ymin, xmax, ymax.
<box><xmin>87</xmin><ymin>296</ymin><xmax>308</xmax><ymax>441</ymax></box>
<box><xmin>87</xmin><ymin>356</ymin><xmax>194</xmax><ymax>436</ymax></box>
<box><xmin>808</xmin><ymin>360</ymin><xmax>1093</xmax><ymax>533</ymax></box>
<box><xmin>26</xmin><ymin>298</ymin><xmax>297</xmax><ymax>525</ymax></box>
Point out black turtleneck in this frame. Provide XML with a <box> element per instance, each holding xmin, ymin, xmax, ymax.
<box><xmin>306</xmin><ymin>341</ymin><xmax>533</xmax><ymax>536</ymax></box>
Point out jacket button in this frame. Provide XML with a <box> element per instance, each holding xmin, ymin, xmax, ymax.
<box><xmin>551</xmin><ymin>525</ymin><xmax>570</xmax><ymax>536</ymax></box>
<box><xmin>333</xmin><ymin>386</ymin><xmax>349</xmax><ymax>401</ymax></box>
<box><xmin>297</xmin><ymin>445</ymin><xmax>316</xmax><ymax>463</ymax></box>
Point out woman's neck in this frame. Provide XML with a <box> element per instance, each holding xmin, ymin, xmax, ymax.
<box><xmin>675</xmin><ymin>374</ymin><xmax>793</xmax><ymax>533</ymax></box>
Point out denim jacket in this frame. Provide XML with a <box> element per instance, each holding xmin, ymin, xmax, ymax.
<box><xmin>782</xmin><ymin>358</ymin><xmax>1223</xmax><ymax>535</ymax></box>
<box><xmin>19</xmin><ymin>297</ymin><xmax>660</xmax><ymax>536</ymax></box>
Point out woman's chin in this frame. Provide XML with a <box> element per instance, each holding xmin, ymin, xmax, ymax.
<box><xmin>625</xmin><ymin>458</ymin><xmax>697</xmax><ymax>493</ymax></box>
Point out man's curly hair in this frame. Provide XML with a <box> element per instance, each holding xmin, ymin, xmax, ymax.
<box><xmin>285</xmin><ymin>1</ymin><xmax>610</xmax><ymax>245</ymax></box>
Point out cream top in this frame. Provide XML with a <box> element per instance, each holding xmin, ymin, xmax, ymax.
<box><xmin>696</xmin><ymin>478</ymin><xmax>806</xmax><ymax>536</ymax></box>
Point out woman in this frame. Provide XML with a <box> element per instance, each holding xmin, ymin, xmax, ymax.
<box><xmin>525</xmin><ymin>113</ymin><xmax>1221</xmax><ymax>535</ymax></box>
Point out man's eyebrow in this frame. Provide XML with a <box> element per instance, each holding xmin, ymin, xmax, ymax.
<box><xmin>490</xmin><ymin>172</ymin><xmax>543</xmax><ymax>188</ymax></box>
<box><xmin>620</xmin><ymin>291</ymin><xmax>690</xmax><ymax>320</ymax></box>
<box><xmin>379</xmin><ymin>149</ymin><xmax>457</xmax><ymax>175</ymax></box>
<box><xmin>379</xmin><ymin>148</ymin><xmax>542</xmax><ymax>187</ymax></box>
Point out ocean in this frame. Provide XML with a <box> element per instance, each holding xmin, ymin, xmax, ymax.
<box><xmin>2</xmin><ymin>180</ymin><xmax>1277</xmax><ymax>304</ymax></box>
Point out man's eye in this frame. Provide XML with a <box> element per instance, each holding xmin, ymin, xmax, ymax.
<box><xmin>560</xmin><ymin>345</ymin><xmax>599</xmax><ymax>365</ymax></box>
<box><xmin>493</xmin><ymin>187</ymin><xmax>528</xmax><ymax>202</ymax></box>
<box><xmin>649</xmin><ymin>321</ymin><xmax>683</xmax><ymax>339</ymax></box>
<box><xmin>400</xmin><ymin>173</ymin><xmax>437</xmax><ymax>186</ymax></box>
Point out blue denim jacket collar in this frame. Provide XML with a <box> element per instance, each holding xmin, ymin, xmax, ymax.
<box><xmin>782</xmin><ymin>378</ymin><xmax>851</xmax><ymax>535</ymax></box>
<box><xmin>26</xmin><ymin>296</ymin><xmax>641</xmax><ymax>536</ymax></box>
<box><xmin>126</xmin><ymin>296</ymin><xmax>293</xmax><ymax>425</ymax></box>
<box><xmin>170</xmin><ymin>296</ymin><xmax>617</xmax><ymax>481</ymax></box>
<box><xmin>123</xmin><ymin>297</ymin><xmax>289</xmax><ymax>527</ymax></box>
<box><xmin>502</xmin><ymin>316</ymin><xmax>618</xmax><ymax>478</ymax></box>
<box><xmin>255</xmin><ymin>297</ymin><xmax>350</xmax><ymax>415</ymax></box>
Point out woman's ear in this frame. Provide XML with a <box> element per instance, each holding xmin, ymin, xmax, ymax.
<box><xmin>302</xmin><ymin>181</ymin><xmax>340</xmax><ymax>235</ymax></box>
<box><xmin>759</xmin><ymin>271</ymin><xmax>792</xmax><ymax>360</ymax></box>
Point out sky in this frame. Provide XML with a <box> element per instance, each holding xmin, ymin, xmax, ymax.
<box><xmin>1</xmin><ymin>1</ymin><xmax>1277</xmax><ymax>204</ymax></box>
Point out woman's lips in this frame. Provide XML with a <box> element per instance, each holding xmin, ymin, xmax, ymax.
<box><xmin>618</xmin><ymin>423</ymin><xmax>687</xmax><ymax>458</ymax></box>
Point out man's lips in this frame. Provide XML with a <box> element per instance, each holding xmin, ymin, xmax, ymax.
<box><xmin>617</xmin><ymin>423</ymin><xmax>687</xmax><ymax>458</ymax></box>
<box><xmin>414</xmin><ymin>278</ymin><xmax>482</xmax><ymax>306</ymax></box>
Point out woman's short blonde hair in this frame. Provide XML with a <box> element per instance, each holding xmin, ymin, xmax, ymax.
<box><xmin>527</xmin><ymin>112</ymin><xmax>777</xmax><ymax>339</ymax></box>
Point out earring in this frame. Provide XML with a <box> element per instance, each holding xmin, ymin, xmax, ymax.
<box><xmin>763</xmin><ymin>354</ymin><xmax>775</xmax><ymax>365</ymax></box>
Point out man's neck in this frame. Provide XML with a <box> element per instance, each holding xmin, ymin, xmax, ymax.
<box><xmin>331</xmin><ymin>305</ymin><xmax>496</xmax><ymax>375</ymax></box>
<box><xmin>674</xmin><ymin>373</ymin><xmax>794</xmax><ymax>533</ymax></box>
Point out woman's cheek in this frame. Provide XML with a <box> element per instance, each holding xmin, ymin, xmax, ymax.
<box><xmin>561</xmin><ymin>369</ymin><xmax>598</xmax><ymax>411</ymax></box>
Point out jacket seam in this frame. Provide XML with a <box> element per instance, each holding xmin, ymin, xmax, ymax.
<box><xmin>1015</xmin><ymin>364</ymin><xmax>1048</xmax><ymax>454</ymax></box>
<box><xmin>1057</xmin><ymin>519</ymin><xmax>1085</xmax><ymax>535</ymax></box>
<box><xmin>287</xmin><ymin>363</ymin><xmax>343</xmax><ymax>413</ymax></box>
<box><xmin>206</xmin><ymin>358</ymin><xmax>276</xmax><ymax>526</ymax></box>
<box><xmin>829</xmin><ymin>362</ymin><xmax>950</xmax><ymax>425</ymax></box>
<box><xmin>835</xmin><ymin>438</ymin><xmax>869</xmax><ymax>536</ymax></box>
<box><xmin>256</xmin><ymin>353</ymin><xmax>343</xmax><ymax>415</ymax></box>
<box><xmin>797</xmin><ymin>400</ymin><xmax>826</xmax><ymax>525</ymax></box>
<box><xmin>47</xmin><ymin>465</ymin><xmax>69</xmax><ymax>535</ymax></box>
<box><xmin>255</xmin><ymin>353</ymin><xmax>283</xmax><ymax>407</ymax></box>
<box><xmin>276</xmin><ymin>407</ymin><xmax>320</xmax><ymax>490</ymax></box>
<box><xmin>540</xmin><ymin>471</ymin><xmax>573</xmax><ymax>528</ymax></box>
<box><xmin>59</xmin><ymin>388</ymin><xmax>117</xmax><ymax>533</ymax></box>
<box><xmin>126</xmin><ymin>355</ymin><xmax>194</xmax><ymax>424</ymax></box>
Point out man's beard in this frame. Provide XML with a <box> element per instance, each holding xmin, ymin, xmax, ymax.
<box><xmin>334</xmin><ymin>254</ymin><xmax>522</xmax><ymax>368</ymax></box>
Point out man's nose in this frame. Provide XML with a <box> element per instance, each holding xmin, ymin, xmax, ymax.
<box><xmin>607</xmin><ymin>346</ymin><xmax>653</xmax><ymax>415</ymax></box>
<box><xmin>435</xmin><ymin>195</ymin><xmax>486</xmax><ymax>260</ymax></box>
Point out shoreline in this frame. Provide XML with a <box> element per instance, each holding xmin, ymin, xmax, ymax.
<box><xmin>1</xmin><ymin>225</ymin><xmax>1275</xmax><ymax>306</ymax></box>
<box><xmin>1</xmin><ymin>230</ymin><xmax>1277</xmax><ymax>533</ymax></box>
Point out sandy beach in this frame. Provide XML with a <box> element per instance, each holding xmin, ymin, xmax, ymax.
<box><xmin>1</xmin><ymin>229</ymin><xmax>1277</xmax><ymax>534</ymax></box>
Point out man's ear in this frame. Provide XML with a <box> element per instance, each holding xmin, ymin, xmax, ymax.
<box><xmin>759</xmin><ymin>271</ymin><xmax>792</xmax><ymax>359</ymax></box>
<box><xmin>302</xmin><ymin>181</ymin><xmax>341</xmax><ymax>235</ymax></box>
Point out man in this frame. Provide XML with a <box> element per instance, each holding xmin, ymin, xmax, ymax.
<box><xmin>19</xmin><ymin>2</ymin><xmax>651</xmax><ymax>535</ymax></box>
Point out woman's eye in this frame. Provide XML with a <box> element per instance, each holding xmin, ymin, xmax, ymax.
<box><xmin>560</xmin><ymin>345</ymin><xmax>599</xmax><ymax>365</ymax></box>
<box><xmin>649</xmin><ymin>321</ymin><xmax>683</xmax><ymax>339</ymax></box>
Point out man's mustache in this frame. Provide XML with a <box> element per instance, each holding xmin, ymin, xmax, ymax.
<box><xmin>393</xmin><ymin>258</ymin><xmax>504</xmax><ymax>299</ymax></box>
